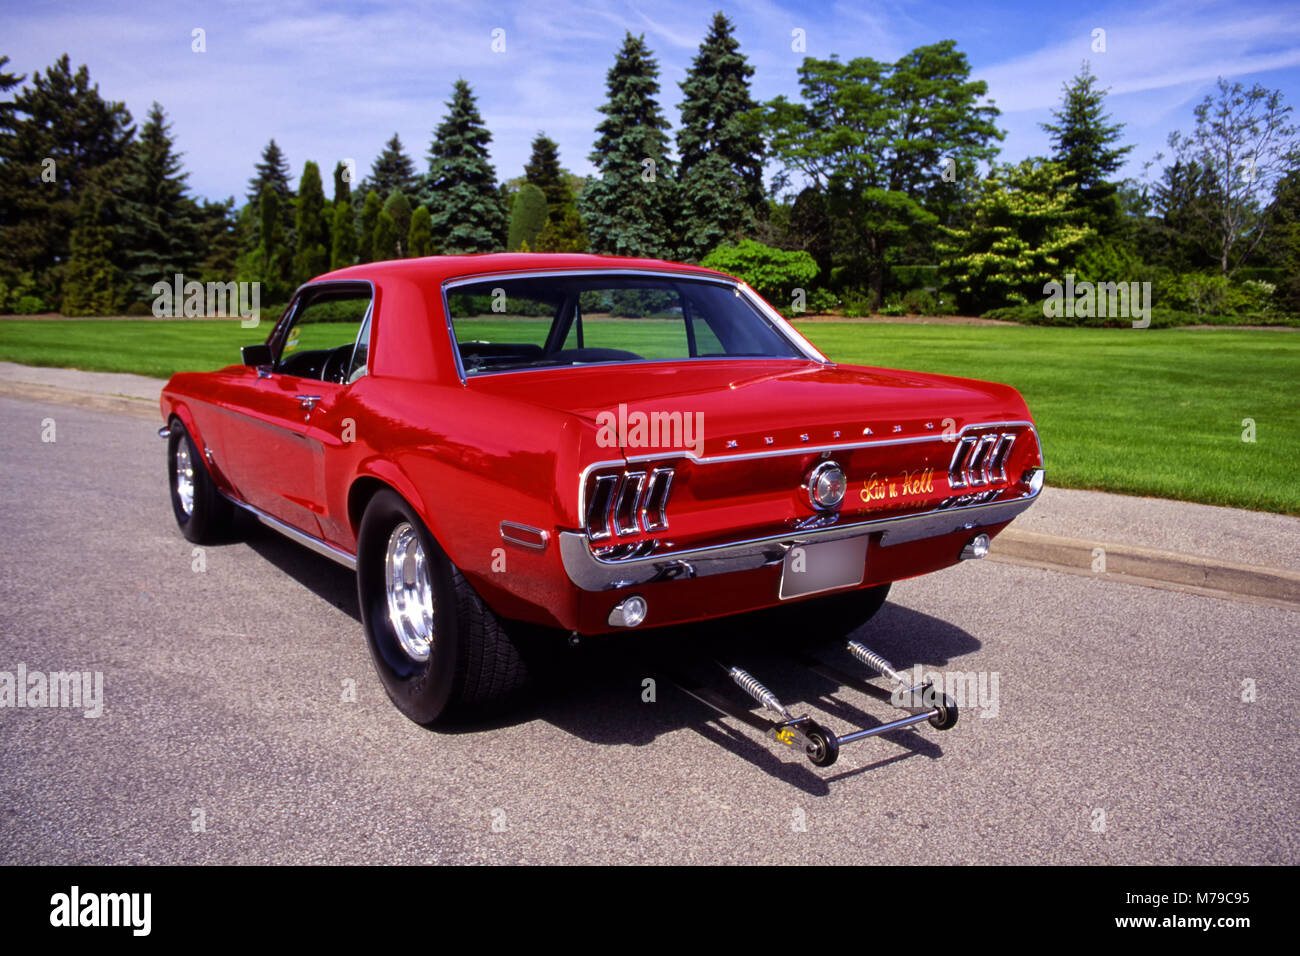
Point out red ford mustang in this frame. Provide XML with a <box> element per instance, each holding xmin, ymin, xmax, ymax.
<box><xmin>160</xmin><ymin>254</ymin><xmax>1042</xmax><ymax>730</ymax></box>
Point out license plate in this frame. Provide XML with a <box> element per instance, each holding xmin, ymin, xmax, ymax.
<box><xmin>778</xmin><ymin>536</ymin><xmax>868</xmax><ymax>600</ymax></box>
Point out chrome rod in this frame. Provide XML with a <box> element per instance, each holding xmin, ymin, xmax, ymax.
<box><xmin>837</xmin><ymin>711</ymin><xmax>936</xmax><ymax>745</ymax></box>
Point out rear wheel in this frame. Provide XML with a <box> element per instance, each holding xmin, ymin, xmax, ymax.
<box><xmin>167</xmin><ymin>420</ymin><xmax>236</xmax><ymax>544</ymax></box>
<box><xmin>356</xmin><ymin>489</ymin><xmax>529</xmax><ymax>724</ymax></box>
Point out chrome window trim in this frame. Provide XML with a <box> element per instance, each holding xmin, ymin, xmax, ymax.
<box><xmin>269</xmin><ymin>278</ymin><xmax>377</xmax><ymax>380</ymax></box>
<box><xmin>439</xmin><ymin>268</ymin><xmax>828</xmax><ymax>385</ymax></box>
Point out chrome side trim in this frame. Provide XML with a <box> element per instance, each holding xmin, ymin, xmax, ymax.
<box><xmin>557</xmin><ymin>487</ymin><xmax>1042</xmax><ymax>591</ymax></box>
<box><xmin>499</xmin><ymin>520</ymin><xmax>550</xmax><ymax>552</ymax></box>
<box><xmin>227</xmin><ymin>497</ymin><xmax>357</xmax><ymax>571</ymax></box>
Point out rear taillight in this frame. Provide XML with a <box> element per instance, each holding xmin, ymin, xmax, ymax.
<box><xmin>585</xmin><ymin>467</ymin><xmax>674</xmax><ymax>540</ymax></box>
<box><xmin>949</xmin><ymin>430</ymin><xmax>1017</xmax><ymax>489</ymax></box>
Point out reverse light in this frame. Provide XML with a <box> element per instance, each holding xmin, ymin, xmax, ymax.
<box><xmin>608</xmin><ymin>595</ymin><xmax>648</xmax><ymax>627</ymax></box>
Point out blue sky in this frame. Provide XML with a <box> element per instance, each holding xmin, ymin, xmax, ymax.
<box><xmin>4</xmin><ymin>0</ymin><xmax>1299</xmax><ymax>203</ymax></box>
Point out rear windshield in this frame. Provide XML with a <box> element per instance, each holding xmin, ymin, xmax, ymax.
<box><xmin>444</xmin><ymin>274</ymin><xmax>805</xmax><ymax>376</ymax></box>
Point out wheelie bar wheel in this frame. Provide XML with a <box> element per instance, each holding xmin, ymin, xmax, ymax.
<box><xmin>804</xmin><ymin>722</ymin><xmax>840</xmax><ymax>767</ymax></box>
<box><xmin>928</xmin><ymin>692</ymin><xmax>959</xmax><ymax>731</ymax></box>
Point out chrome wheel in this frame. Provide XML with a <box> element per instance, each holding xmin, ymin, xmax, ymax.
<box><xmin>174</xmin><ymin>444</ymin><xmax>195</xmax><ymax>517</ymax></box>
<box><xmin>384</xmin><ymin>522</ymin><xmax>434</xmax><ymax>662</ymax></box>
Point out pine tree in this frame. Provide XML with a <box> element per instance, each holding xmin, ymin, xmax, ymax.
<box><xmin>0</xmin><ymin>55</ymin><xmax>134</xmax><ymax>299</ymax></box>
<box><xmin>358</xmin><ymin>190</ymin><xmax>382</xmax><ymax>263</ymax></box>
<box><xmin>421</xmin><ymin>79</ymin><xmax>507</xmax><ymax>253</ymax></box>
<box><xmin>508</xmin><ymin>183</ymin><xmax>548</xmax><ymax>250</ymax></box>
<box><xmin>676</xmin><ymin>12</ymin><xmax>765</xmax><ymax>260</ymax></box>
<box><xmin>1041</xmin><ymin>62</ymin><xmax>1134</xmax><ymax>231</ymax></box>
<box><xmin>382</xmin><ymin>190</ymin><xmax>412</xmax><ymax>256</ymax></box>
<box><xmin>293</xmin><ymin>160</ymin><xmax>329</xmax><ymax>282</ymax></box>
<box><xmin>247</xmin><ymin>138</ymin><xmax>293</xmax><ymax>204</ymax></box>
<box><xmin>61</xmin><ymin>190</ymin><xmax>121</xmax><ymax>315</ymax></box>
<box><xmin>580</xmin><ymin>33</ymin><xmax>677</xmax><ymax>259</ymax></box>
<box><xmin>196</xmin><ymin>197</ymin><xmax>239</xmax><ymax>281</ymax></box>
<box><xmin>363</xmin><ymin>134</ymin><xmax>417</xmax><ymax>200</ymax></box>
<box><xmin>117</xmin><ymin>102</ymin><xmax>202</xmax><ymax>303</ymax></box>
<box><xmin>331</xmin><ymin>199</ymin><xmax>357</xmax><ymax>269</ymax></box>
<box><xmin>408</xmin><ymin>205</ymin><xmax>435</xmax><ymax>257</ymax></box>
<box><xmin>523</xmin><ymin>134</ymin><xmax>569</xmax><ymax>216</ymax></box>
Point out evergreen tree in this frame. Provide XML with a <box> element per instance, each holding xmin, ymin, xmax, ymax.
<box><xmin>255</xmin><ymin>183</ymin><xmax>291</xmax><ymax>293</ymax></box>
<box><xmin>363</xmin><ymin>134</ymin><xmax>417</xmax><ymax>200</ymax></box>
<box><xmin>196</xmin><ymin>197</ymin><xmax>239</xmax><ymax>281</ymax></box>
<box><xmin>332</xmin><ymin>161</ymin><xmax>352</xmax><ymax>205</ymax></box>
<box><xmin>372</xmin><ymin>209</ymin><xmax>398</xmax><ymax>261</ymax></box>
<box><xmin>676</xmin><ymin>12</ymin><xmax>765</xmax><ymax>260</ymax></box>
<box><xmin>580</xmin><ymin>33</ymin><xmax>676</xmax><ymax>259</ymax></box>
<box><xmin>0</xmin><ymin>55</ymin><xmax>133</xmax><ymax>299</ymax></box>
<box><xmin>117</xmin><ymin>102</ymin><xmax>202</xmax><ymax>303</ymax></box>
<box><xmin>61</xmin><ymin>190</ymin><xmax>121</xmax><ymax>315</ymax></box>
<box><xmin>358</xmin><ymin>189</ymin><xmax>382</xmax><ymax>263</ymax></box>
<box><xmin>293</xmin><ymin>160</ymin><xmax>329</xmax><ymax>282</ymax></box>
<box><xmin>331</xmin><ymin>199</ymin><xmax>357</xmax><ymax>269</ymax></box>
<box><xmin>408</xmin><ymin>205</ymin><xmax>435</xmax><ymax>257</ymax></box>
<box><xmin>937</xmin><ymin>158</ymin><xmax>1095</xmax><ymax>310</ymax></box>
<box><xmin>246</xmin><ymin>138</ymin><xmax>295</xmax><ymax>244</ymax></box>
<box><xmin>507</xmin><ymin>183</ymin><xmax>547</xmax><ymax>250</ymax></box>
<box><xmin>421</xmin><ymin>79</ymin><xmax>506</xmax><ymax>252</ymax></box>
<box><xmin>382</xmin><ymin>189</ymin><xmax>412</xmax><ymax>256</ymax></box>
<box><xmin>247</xmin><ymin>138</ymin><xmax>292</xmax><ymax>204</ymax></box>
<box><xmin>1041</xmin><ymin>62</ymin><xmax>1134</xmax><ymax>231</ymax></box>
<box><xmin>523</xmin><ymin>134</ymin><xmax>569</xmax><ymax>216</ymax></box>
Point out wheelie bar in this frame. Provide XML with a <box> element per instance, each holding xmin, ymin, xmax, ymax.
<box><xmin>670</xmin><ymin>643</ymin><xmax>959</xmax><ymax>769</ymax></box>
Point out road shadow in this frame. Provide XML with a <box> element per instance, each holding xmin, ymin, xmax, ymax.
<box><xmin>240</xmin><ymin>529</ymin><xmax>982</xmax><ymax>792</ymax></box>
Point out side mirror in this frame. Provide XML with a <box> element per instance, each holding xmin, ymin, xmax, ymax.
<box><xmin>242</xmin><ymin>344</ymin><xmax>273</xmax><ymax>368</ymax></box>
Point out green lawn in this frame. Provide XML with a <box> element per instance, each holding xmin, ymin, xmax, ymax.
<box><xmin>1</xmin><ymin>318</ymin><xmax>1295</xmax><ymax>514</ymax></box>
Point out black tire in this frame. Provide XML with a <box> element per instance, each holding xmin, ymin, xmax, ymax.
<box><xmin>356</xmin><ymin>488</ymin><xmax>528</xmax><ymax>724</ymax></box>
<box><xmin>167</xmin><ymin>420</ymin><xmax>236</xmax><ymax>544</ymax></box>
<box><xmin>805</xmin><ymin>724</ymin><xmax>840</xmax><ymax>767</ymax></box>
<box><xmin>928</xmin><ymin>692</ymin><xmax>959</xmax><ymax>731</ymax></box>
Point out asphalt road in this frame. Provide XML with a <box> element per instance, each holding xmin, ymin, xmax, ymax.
<box><xmin>0</xmin><ymin>395</ymin><xmax>1296</xmax><ymax>864</ymax></box>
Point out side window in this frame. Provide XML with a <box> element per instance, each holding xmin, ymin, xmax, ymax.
<box><xmin>276</xmin><ymin>289</ymin><xmax>371</xmax><ymax>383</ymax></box>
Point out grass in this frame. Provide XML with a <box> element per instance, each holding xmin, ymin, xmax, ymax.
<box><xmin>1</xmin><ymin>318</ymin><xmax>1296</xmax><ymax>514</ymax></box>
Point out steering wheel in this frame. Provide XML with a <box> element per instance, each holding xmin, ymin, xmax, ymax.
<box><xmin>320</xmin><ymin>345</ymin><xmax>350</xmax><ymax>384</ymax></box>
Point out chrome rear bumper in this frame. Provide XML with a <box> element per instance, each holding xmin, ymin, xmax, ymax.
<box><xmin>558</xmin><ymin>485</ymin><xmax>1041</xmax><ymax>591</ymax></box>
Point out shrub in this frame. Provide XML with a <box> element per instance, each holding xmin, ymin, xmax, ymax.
<box><xmin>701</xmin><ymin>239</ymin><xmax>819</xmax><ymax>309</ymax></box>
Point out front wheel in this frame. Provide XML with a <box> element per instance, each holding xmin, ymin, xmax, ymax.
<box><xmin>166</xmin><ymin>420</ymin><xmax>236</xmax><ymax>544</ymax></box>
<box><xmin>356</xmin><ymin>489</ymin><xmax>529</xmax><ymax>724</ymax></box>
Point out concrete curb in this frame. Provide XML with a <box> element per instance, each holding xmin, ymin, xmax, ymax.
<box><xmin>992</xmin><ymin>528</ymin><xmax>1300</xmax><ymax>611</ymax></box>
<box><xmin>2</xmin><ymin>373</ymin><xmax>1296</xmax><ymax>611</ymax></box>
<box><xmin>0</xmin><ymin>380</ymin><xmax>159</xmax><ymax>422</ymax></box>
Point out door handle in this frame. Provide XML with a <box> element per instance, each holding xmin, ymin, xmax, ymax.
<box><xmin>296</xmin><ymin>395</ymin><xmax>322</xmax><ymax>416</ymax></box>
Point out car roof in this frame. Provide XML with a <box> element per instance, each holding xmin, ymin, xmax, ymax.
<box><xmin>318</xmin><ymin>253</ymin><xmax>732</xmax><ymax>290</ymax></box>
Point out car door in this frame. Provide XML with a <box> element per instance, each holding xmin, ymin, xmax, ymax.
<box><xmin>219</xmin><ymin>283</ymin><xmax>372</xmax><ymax>536</ymax></box>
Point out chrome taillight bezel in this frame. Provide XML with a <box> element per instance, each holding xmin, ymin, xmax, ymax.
<box><xmin>584</xmin><ymin>467</ymin><xmax>675</xmax><ymax>542</ymax></box>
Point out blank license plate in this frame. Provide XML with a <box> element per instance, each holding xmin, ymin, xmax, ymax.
<box><xmin>779</xmin><ymin>536</ymin><xmax>868</xmax><ymax>600</ymax></box>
